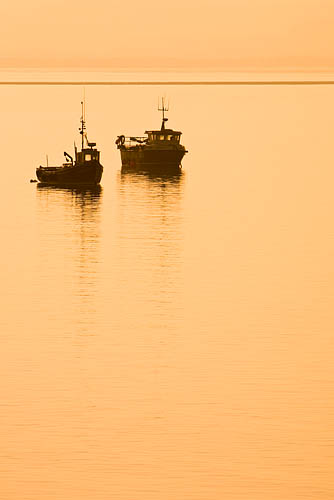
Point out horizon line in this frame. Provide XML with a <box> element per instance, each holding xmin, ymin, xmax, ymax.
<box><xmin>1</xmin><ymin>80</ymin><xmax>334</xmax><ymax>86</ymax></box>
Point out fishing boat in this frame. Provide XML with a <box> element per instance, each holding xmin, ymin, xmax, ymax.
<box><xmin>116</xmin><ymin>99</ymin><xmax>187</xmax><ymax>173</ymax></box>
<box><xmin>36</xmin><ymin>102</ymin><xmax>103</xmax><ymax>185</ymax></box>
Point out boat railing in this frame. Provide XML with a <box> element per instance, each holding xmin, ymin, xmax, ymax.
<box><xmin>38</xmin><ymin>163</ymin><xmax>73</xmax><ymax>170</ymax></box>
<box><xmin>124</xmin><ymin>136</ymin><xmax>147</xmax><ymax>147</ymax></box>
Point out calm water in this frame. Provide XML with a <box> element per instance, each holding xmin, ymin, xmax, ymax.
<box><xmin>0</xmin><ymin>80</ymin><xmax>334</xmax><ymax>499</ymax></box>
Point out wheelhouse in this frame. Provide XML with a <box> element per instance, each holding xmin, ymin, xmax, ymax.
<box><xmin>76</xmin><ymin>146</ymin><xmax>100</xmax><ymax>163</ymax></box>
<box><xmin>146</xmin><ymin>130</ymin><xmax>181</xmax><ymax>144</ymax></box>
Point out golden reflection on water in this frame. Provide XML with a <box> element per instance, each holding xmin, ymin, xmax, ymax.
<box><xmin>115</xmin><ymin>170</ymin><xmax>185</xmax><ymax>328</ymax></box>
<box><xmin>36</xmin><ymin>184</ymin><xmax>103</xmax><ymax>336</ymax></box>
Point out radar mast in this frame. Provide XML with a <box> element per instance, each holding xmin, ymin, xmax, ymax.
<box><xmin>79</xmin><ymin>97</ymin><xmax>86</xmax><ymax>150</ymax></box>
<box><xmin>158</xmin><ymin>97</ymin><xmax>169</xmax><ymax>131</ymax></box>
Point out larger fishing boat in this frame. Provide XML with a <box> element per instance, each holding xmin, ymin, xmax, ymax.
<box><xmin>116</xmin><ymin>99</ymin><xmax>187</xmax><ymax>172</ymax></box>
<box><xmin>36</xmin><ymin>102</ymin><xmax>103</xmax><ymax>185</ymax></box>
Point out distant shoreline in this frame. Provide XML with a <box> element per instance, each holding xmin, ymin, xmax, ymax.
<box><xmin>1</xmin><ymin>80</ymin><xmax>334</xmax><ymax>85</ymax></box>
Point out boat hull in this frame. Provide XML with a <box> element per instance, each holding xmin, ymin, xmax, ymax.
<box><xmin>120</xmin><ymin>148</ymin><xmax>185</xmax><ymax>172</ymax></box>
<box><xmin>36</xmin><ymin>161</ymin><xmax>103</xmax><ymax>185</ymax></box>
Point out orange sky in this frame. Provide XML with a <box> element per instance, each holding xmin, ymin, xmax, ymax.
<box><xmin>1</xmin><ymin>0</ymin><xmax>334</xmax><ymax>70</ymax></box>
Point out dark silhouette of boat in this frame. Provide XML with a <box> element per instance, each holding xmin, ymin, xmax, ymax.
<box><xmin>116</xmin><ymin>99</ymin><xmax>187</xmax><ymax>173</ymax></box>
<box><xmin>36</xmin><ymin>102</ymin><xmax>103</xmax><ymax>186</ymax></box>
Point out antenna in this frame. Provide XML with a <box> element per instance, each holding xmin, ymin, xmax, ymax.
<box><xmin>79</xmin><ymin>94</ymin><xmax>86</xmax><ymax>150</ymax></box>
<box><xmin>83</xmin><ymin>87</ymin><xmax>86</xmax><ymax>122</ymax></box>
<box><xmin>158</xmin><ymin>96</ymin><xmax>169</xmax><ymax>131</ymax></box>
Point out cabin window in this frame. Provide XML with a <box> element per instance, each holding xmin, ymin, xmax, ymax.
<box><xmin>85</xmin><ymin>154</ymin><xmax>92</xmax><ymax>161</ymax></box>
<box><xmin>160</xmin><ymin>135</ymin><xmax>165</xmax><ymax>141</ymax></box>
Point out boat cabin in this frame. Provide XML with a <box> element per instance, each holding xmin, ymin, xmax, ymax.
<box><xmin>76</xmin><ymin>143</ymin><xmax>100</xmax><ymax>164</ymax></box>
<box><xmin>145</xmin><ymin>129</ymin><xmax>181</xmax><ymax>144</ymax></box>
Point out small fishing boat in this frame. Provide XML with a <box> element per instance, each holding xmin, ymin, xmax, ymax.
<box><xmin>36</xmin><ymin>103</ymin><xmax>103</xmax><ymax>185</ymax></box>
<box><xmin>116</xmin><ymin>99</ymin><xmax>187</xmax><ymax>173</ymax></box>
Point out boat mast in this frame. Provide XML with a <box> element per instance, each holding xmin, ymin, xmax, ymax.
<box><xmin>158</xmin><ymin>97</ymin><xmax>169</xmax><ymax>131</ymax></box>
<box><xmin>80</xmin><ymin>99</ymin><xmax>86</xmax><ymax>150</ymax></box>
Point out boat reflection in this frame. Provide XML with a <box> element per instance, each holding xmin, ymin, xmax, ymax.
<box><xmin>36</xmin><ymin>183</ymin><xmax>103</xmax><ymax>337</ymax></box>
<box><xmin>36</xmin><ymin>183</ymin><xmax>102</xmax><ymax>218</ymax></box>
<box><xmin>118</xmin><ymin>168</ymin><xmax>185</xmax><ymax>213</ymax></box>
<box><xmin>36</xmin><ymin>182</ymin><xmax>102</xmax><ymax>244</ymax></box>
<box><xmin>36</xmin><ymin>182</ymin><xmax>102</xmax><ymax>197</ymax></box>
<box><xmin>116</xmin><ymin>169</ymin><xmax>185</xmax><ymax>324</ymax></box>
<box><xmin>119</xmin><ymin>167</ymin><xmax>185</xmax><ymax>185</ymax></box>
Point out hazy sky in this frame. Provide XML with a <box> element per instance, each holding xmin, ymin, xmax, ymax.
<box><xmin>1</xmin><ymin>0</ymin><xmax>334</xmax><ymax>70</ymax></box>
